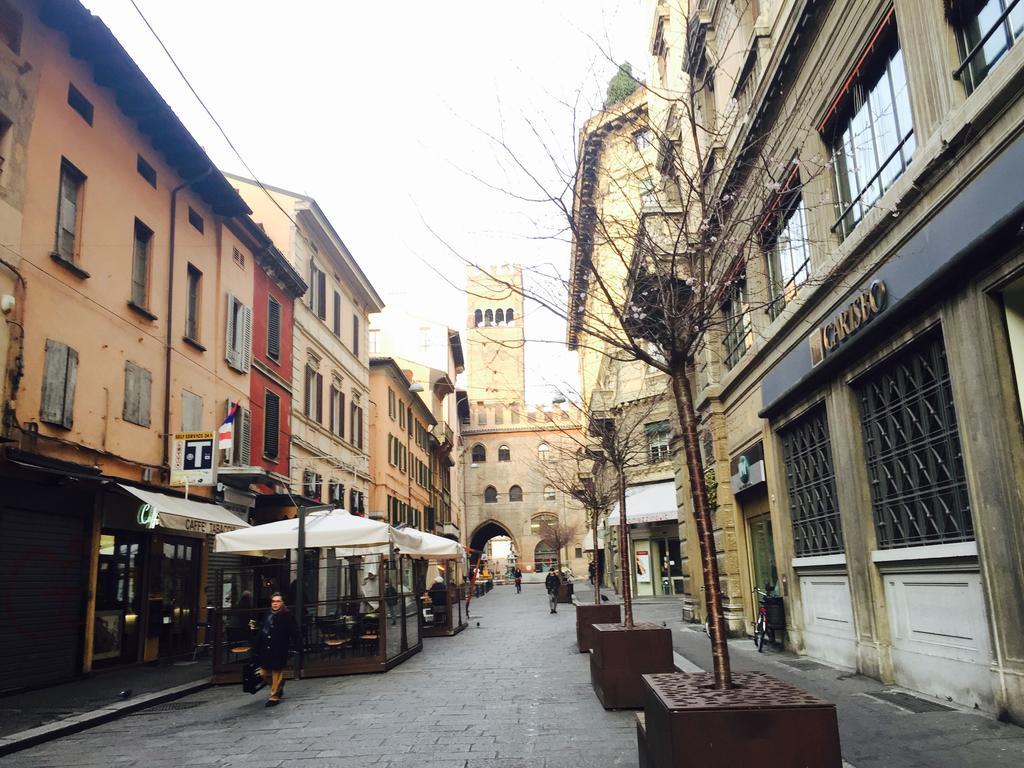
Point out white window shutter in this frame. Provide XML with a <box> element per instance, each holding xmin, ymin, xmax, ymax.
<box><xmin>241</xmin><ymin>304</ymin><xmax>253</xmax><ymax>372</ymax></box>
<box><xmin>225</xmin><ymin>294</ymin><xmax>238</xmax><ymax>369</ymax></box>
<box><xmin>240</xmin><ymin>407</ymin><xmax>251</xmax><ymax>464</ymax></box>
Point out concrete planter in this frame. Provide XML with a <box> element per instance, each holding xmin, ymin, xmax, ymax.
<box><xmin>640</xmin><ymin>671</ymin><xmax>842</xmax><ymax>767</ymax></box>
<box><xmin>589</xmin><ymin>623</ymin><xmax>674</xmax><ymax>709</ymax></box>
<box><xmin>575</xmin><ymin>602</ymin><xmax>622</xmax><ymax>653</ymax></box>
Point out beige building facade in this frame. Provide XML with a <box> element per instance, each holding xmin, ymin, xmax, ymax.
<box><xmin>228</xmin><ymin>176</ymin><xmax>384</xmax><ymax>513</ymax></box>
<box><xmin>462</xmin><ymin>264</ymin><xmax>588</xmax><ymax>578</ymax></box>
<box><xmin>643</xmin><ymin>0</ymin><xmax>1024</xmax><ymax>721</ymax></box>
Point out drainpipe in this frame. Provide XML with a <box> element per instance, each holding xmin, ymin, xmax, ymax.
<box><xmin>162</xmin><ymin>167</ymin><xmax>213</xmax><ymax>475</ymax></box>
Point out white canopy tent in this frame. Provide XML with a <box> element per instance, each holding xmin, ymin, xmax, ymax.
<box><xmin>392</xmin><ymin>527</ymin><xmax>465</xmax><ymax>559</ymax></box>
<box><xmin>214</xmin><ymin>508</ymin><xmax>391</xmax><ymax>556</ymax></box>
<box><xmin>214</xmin><ymin>508</ymin><xmax>465</xmax><ymax>561</ymax></box>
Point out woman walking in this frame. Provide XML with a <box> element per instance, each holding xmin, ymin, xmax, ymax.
<box><xmin>257</xmin><ymin>592</ymin><xmax>301</xmax><ymax>707</ymax></box>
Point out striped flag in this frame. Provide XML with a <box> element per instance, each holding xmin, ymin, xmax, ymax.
<box><xmin>218</xmin><ymin>402</ymin><xmax>239</xmax><ymax>449</ymax></box>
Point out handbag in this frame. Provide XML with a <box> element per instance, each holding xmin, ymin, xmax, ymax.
<box><xmin>242</xmin><ymin>661</ymin><xmax>265</xmax><ymax>695</ymax></box>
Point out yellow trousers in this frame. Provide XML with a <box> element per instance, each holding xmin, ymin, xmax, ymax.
<box><xmin>260</xmin><ymin>668</ymin><xmax>285</xmax><ymax>700</ymax></box>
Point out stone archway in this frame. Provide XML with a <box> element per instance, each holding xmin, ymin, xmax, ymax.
<box><xmin>469</xmin><ymin>519</ymin><xmax>518</xmax><ymax>570</ymax></box>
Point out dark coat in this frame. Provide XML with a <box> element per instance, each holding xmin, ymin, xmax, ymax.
<box><xmin>257</xmin><ymin>608</ymin><xmax>300</xmax><ymax>670</ymax></box>
<box><xmin>545</xmin><ymin>572</ymin><xmax>560</xmax><ymax>593</ymax></box>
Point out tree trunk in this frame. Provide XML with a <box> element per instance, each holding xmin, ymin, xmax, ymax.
<box><xmin>593</xmin><ymin>514</ymin><xmax>600</xmax><ymax>604</ymax></box>
<box><xmin>669</xmin><ymin>366</ymin><xmax>732</xmax><ymax>689</ymax></box>
<box><xmin>617</xmin><ymin>469</ymin><xmax>634</xmax><ymax>628</ymax></box>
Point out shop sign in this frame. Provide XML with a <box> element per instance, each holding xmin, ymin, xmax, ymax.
<box><xmin>730</xmin><ymin>441</ymin><xmax>765</xmax><ymax>494</ymax></box>
<box><xmin>136</xmin><ymin>502</ymin><xmax>157</xmax><ymax>529</ymax></box>
<box><xmin>809</xmin><ymin>280</ymin><xmax>888</xmax><ymax>367</ymax></box>
<box><xmin>170</xmin><ymin>431</ymin><xmax>216</xmax><ymax>487</ymax></box>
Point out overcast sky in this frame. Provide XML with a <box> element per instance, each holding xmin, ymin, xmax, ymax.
<box><xmin>83</xmin><ymin>0</ymin><xmax>650</xmax><ymax>402</ymax></box>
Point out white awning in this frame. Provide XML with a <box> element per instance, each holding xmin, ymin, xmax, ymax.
<box><xmin>215</xmin><ymin>508</ymin><xmax>388</xmax><ymax>556</ymax></box>
<box><xmin>607</xmin><ymin>481</ymin><xmax>678</xmax><ymax>526</ymax></box>
<box><xmin>391</xmin><ymin>527</ymin><xmax>465</xmax><ymax>559</ymax></box>
<box><xmin>583</xmin><ymin>529</ymin><xmax>605</xmax><ymax>551</ymax></box>
<box><xmin>117</xmin><ymin>484</ymin><xmax>250</xmax><ymax>535</ymax></box>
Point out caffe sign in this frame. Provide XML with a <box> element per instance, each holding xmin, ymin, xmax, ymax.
<box><xmin>809</xmin><ymin>280</ymin><xmax>887</xmax><ymax>366</ymax></box>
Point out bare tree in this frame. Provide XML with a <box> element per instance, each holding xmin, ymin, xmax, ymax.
<box><xmin>431</xmin><ymin>4</ymin><xmax>879</xmax><ymax>690</ymax></box>
<box><xmin>536</xmin><ymin>393</ymin><xmax>666</xmax><ymax>625</ymax></box>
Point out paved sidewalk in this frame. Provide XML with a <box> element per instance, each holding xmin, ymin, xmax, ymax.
<box><xmin>2</xmin><ymin>585</ymin><xmax>639</xmax><ymax>768</ymax></box>
<box><xmin>625</xmin><ymin>597</ymin><xmax>1024</xmax><ymax>768</ymax></box>
<box><xmin>0</xmin><ymin>659</ymin><xmax>211</xmax><ymax>740</ymax></box>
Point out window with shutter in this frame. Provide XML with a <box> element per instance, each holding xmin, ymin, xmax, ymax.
<box><xmin>131</xmin><ymin>219</ymin><xmax>153</xmax><ymax>309</ymax></box>
<box><xmin>304</xmin><ymin>364</ymin><xmax>315</xmax><ymax>418</ymax></box>
<box><xmin>241</xmin><ymin>304</ymin><xmax>252</xmax><ymax>372</ymax></box>
<box><xmin>339</xmin><ymin>391</ymin><xmax>346</xmax><ymax>438</ymax></box>
<box><xmin>225</xmin><ymin>295</ymin><xmax>251</xmax><ymax>372</ymax></box>
<box><xmin>239</xmin><ymin>407</ymin><xmax>251</xmax><ymax>464</ymax></box>
<box><xmin>122</xmin><ymin>361</ymin><xmax>152</xmax><ymax>427</ymax></box>
<box><xmin>352</xmin><ymin>315</ymin><xmax>360</xmax><ymax>356</ymax></box>
<box><xmin>333</xmin><ymin>291</ymin><xmax>341</xmax><ymax>337</ymax></box>
<box><xmin>315</xmin><ymin>372</ymin><xmax>323</xmax><ymax>423</ymax></box>
<box><xmin>56</xmin><ymin>160</ymin><xmax>85</xmax><ymax>263</ymax></box>
<box><xmin>181</xmin><ymin>390</ymin><xmax>203</xmax><ymax>431</ymax></box>
<box><xmin>264</xmin><ymin>390</ymin><xmax>280</xmax><ymax>459</ymax></box>
<box><xmin>267</xmin><ymin>297</ymin><xmax>281</xmax><ymax>362</ymax></box>
<box><xmin>40</xmin><ymin>339</ymin><xmax>77</xmax><ymax>428</ymax></box>
<box><xmin>185</xmin><ymin>264</ymin><xmax>201</xmax><ymax>341</ymax></box>
<box><xmin>228</xmin><ymin>401</ymin><xmax>251</xmax><ymax>465</ymax></box>
<box><xmin>317</xmin><ymin>269</ymin><xmax>326</xmax><ymax>321</ymax></box>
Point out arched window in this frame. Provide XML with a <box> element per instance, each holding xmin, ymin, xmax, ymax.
<box><xmin>544</xmin><ymin>485</ymin><xmax>556</xmax><ymax>501</ymax></box>
<box><xmin>534</xmin><ymin>541</ymin><xmax>557</xmax><ymax>572</ymax></box>
<box><xmin>506</xmin><ymin>308</ymin><xmax>515</xmax><ymax>325</ymax></box>
<box><xmin>498</xmin><ymin>445</ymin><xmax>511</xmax><ymax>462</ymax></box>
<box><xmin>509</xmin><ymin>485</ymin><xmax>523</xmax><ymax>502</ymax></box>
<box><xmin>538</xmin><ymin>442</ymin><xmax>550</xmax><ymax>461</ymax></box>
<box><xmin>474</xmin><ymin>309</ymin><xmax>483</xmax><ymax>327</ymax></box>
<box><xmin>484</xmin><ymin>486</ymin><xmax>498</xmax><ymax>503</ymax></box>
<box><xmin>495</xmin><ymin>308</ymin><xmax>505</xmax><ymax>325</ymax></box>
<box><xmin>484</xmin><ymin>309</ymin><xmax>494</xmax><ymax>326</ymax></box>
<box><xmin>531</xmin><ymin>513</ymin><xmax>558</xmax><ymax>535</ymax></box>
<box><xmin>471</xmin><ymin>444</ymin><xmax>486</xmax><ymax>463</ymax></box>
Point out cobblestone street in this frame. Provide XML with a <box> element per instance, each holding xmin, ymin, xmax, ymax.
<box><xmin>2</xmin><ymin>587</ymin><xmax>637</xmax><ymax>768</ymax></box>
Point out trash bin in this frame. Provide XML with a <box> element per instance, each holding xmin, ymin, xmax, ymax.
<box><xmin>764</xmin><ymin>596</ymin><xmax>785</xmax><ymax>630</ymax></box>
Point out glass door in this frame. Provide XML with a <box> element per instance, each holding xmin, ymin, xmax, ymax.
<box><xmin>93</xmin><ymin>531</ymin><xmax>145</xmax><ymax>664</ymax></box>
<box><xmin>748</xmin><ymin>515</ymin><xmax>778</xmax><ymax>597</ymax></box>
<box><xmin>157</xmin><ymin>538</ymin><xmax>199</xmax><ymax>658</ymax></box>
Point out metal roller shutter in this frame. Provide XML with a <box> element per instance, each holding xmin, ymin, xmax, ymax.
<box><xmin>0</xmin><ymin>480</ymin><xmax>90</xmax><ymax>693</ymax></box>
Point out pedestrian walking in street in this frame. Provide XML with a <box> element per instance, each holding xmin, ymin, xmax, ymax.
<box><xmin>588</xmin><ymin>560</ymin><xmax>596</xmax><ymax>585</ymax></box>
<box><xmin>545</xmin><ymin>570</ymin><xmax>560</xmax><ymax>613</ymax></box>
<box><xmin>514</xmin><ymin>568</ymin><xmax>522</xmax><ymax>594</ymax></box>
<box><xmin>257</xmin><ymin>592</ymin><xmax>301</xmax><ymax>707</ymax></box>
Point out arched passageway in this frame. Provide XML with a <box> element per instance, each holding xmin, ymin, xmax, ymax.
<box><xmin>469</xmin><ymin>520</ymin><xmax>518</xmax><ymax>572</ymax></box>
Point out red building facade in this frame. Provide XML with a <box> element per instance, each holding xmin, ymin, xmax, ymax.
<box><xmin>249</xmin><ymin>238</ymin><xmax>305</xmax><ymax>487</ymax></box>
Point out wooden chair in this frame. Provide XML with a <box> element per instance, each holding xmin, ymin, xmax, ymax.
<box><xmin>317</xmin><ymin>617</ymin><xmax>347</xmax><ymax>660</ymax></box>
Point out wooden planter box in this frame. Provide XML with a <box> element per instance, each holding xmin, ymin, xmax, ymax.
<box><xmin>589</xmin><ymin>623</ymin><xmax>674</xmax><ymax>709</ymax></box>
<box><xmin>557</xmin><ymin>582</ymin><xmax>574</xmax><ymax>603</ymax></box>
<box><xmin>575</xmin><ymin>602</ymin><xmax>622</xmax><ymax>653</ymax></box>
<box><xmin>640</xmin><ymin>671</ymin><xmax>842</xmax><ymax>768</ymax></box>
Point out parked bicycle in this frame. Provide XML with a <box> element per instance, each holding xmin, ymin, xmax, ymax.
<box><xmin>753</xmin><ymin>587</ymin><xmax>775</xmax><ymax>652</ymax></box>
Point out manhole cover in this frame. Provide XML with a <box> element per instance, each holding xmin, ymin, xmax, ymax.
<box><xmin>866</xmin><ymin>691</ymin><xmax>953</xmax><ymax>713</ymax></box>
<box><xmin>778</xmin><ymin>658</ymin><xmax>828</xmax><ymax>671</ymax></box>
<box><xmin>129</xmin><ymin>701</ymin><xmax>203</xmax><ymax>714</ymax></box>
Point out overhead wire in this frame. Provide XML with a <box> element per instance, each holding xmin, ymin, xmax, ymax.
<box><xmin>126</xmin><ymin>0</ymin><xmax>301</xmax><ymax>231</ymax></box>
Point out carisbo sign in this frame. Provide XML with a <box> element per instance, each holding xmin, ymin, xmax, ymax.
<box><xmin>809</xmin><ymin>280</ymin><xmax>887</xmax><ymax>366</ymax></box>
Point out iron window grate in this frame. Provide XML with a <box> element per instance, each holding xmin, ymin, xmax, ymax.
<box><xmin>857</xmin><ymin>332</ymin><xmax>973</xmax><ymax>549</ymax></box>
<box><xmin>780</xmin><ymin>403</ymin><xmax>844</xmax><ymax>556</ymax></box>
